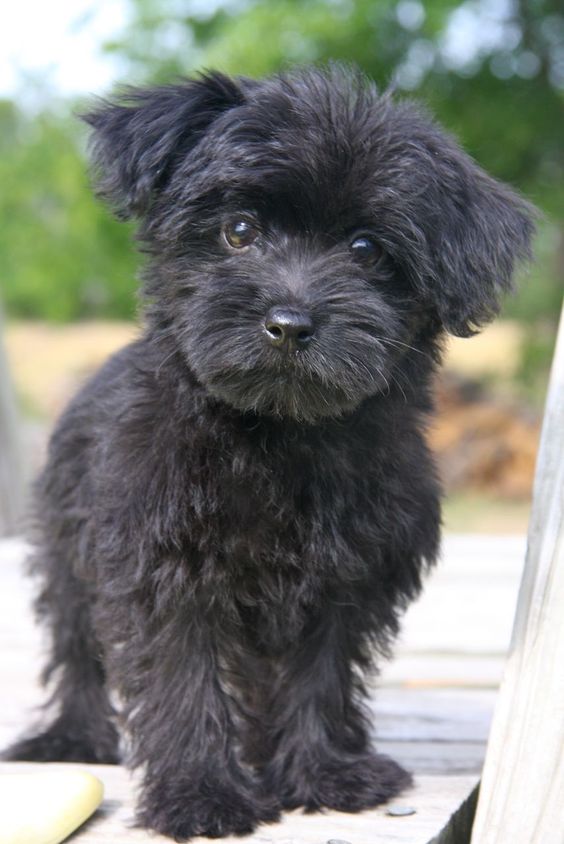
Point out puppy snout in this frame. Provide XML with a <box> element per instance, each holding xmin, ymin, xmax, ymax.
<box><xmin>264</xmin><ymin>307</ymin><xmax>314</xmax><ymax>350</ymax></box>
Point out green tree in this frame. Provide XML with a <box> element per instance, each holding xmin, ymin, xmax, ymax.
<box><xmin>2</xmin><ymin>0</ymin><xmax>562</xmax><ymax>338</ymax></box>
<box><xmin>0</xmin><ymin>101</ymin><xmax>138</xmax><ymax>320</ymax></box>
<box><xmin>103</xmin><ymin>0</ymin><xmax>564</xmax><ymax>323</ymax></box>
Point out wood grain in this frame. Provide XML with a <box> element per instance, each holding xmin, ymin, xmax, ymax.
<box><xmin>470</xmin><ymin>307</ymin><xmax>564</xmax><ymax>844</ymax></box>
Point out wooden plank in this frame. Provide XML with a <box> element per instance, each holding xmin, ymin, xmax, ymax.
<box><xmin>0</xmin><ymin>762</ymin><xmax>479</xmax><ymax>844</ymax></box>
<box><xmin>0</xmin><ymin>310</ymin><xmax>24</xmax><ymax>536</ymax></box>
<box><xmin>381</xmin><ymin>653</ymin><xmax>507</xmax><ymax>688</ymax></box>
<box><xmin>470</xmin><ymin>307</ymin><xmax>564</xmax><ymax>844</ymax></box>
<box><xmin>396</xmin><ymin>535</ymin><xmax>525</xmax><ymax>658</ymax></box>
<box><xmin>371</xmin><ymin>689</ymin><xmax>494</xmax><ymax>744</ymax></box>
<box><xmin>379</xmin><ymin>742</ymin><xmax>486</xmax><ymax>776</ymax></box>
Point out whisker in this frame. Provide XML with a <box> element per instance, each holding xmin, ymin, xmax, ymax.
<box><xmin>389</xmin><ymin>372</ymin><xmax>408</xmax><ymax>403</ymax></box>
<box><xmin>351</xmin><ymin>325</ymin><xmax>431</xmax><ymax>360</ymax></box>
<box><xmin>375</xmin><ymin>336</ymin><xmax>431</xmax><ymax>359</ymax></box>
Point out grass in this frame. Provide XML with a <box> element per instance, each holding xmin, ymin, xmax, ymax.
<box><xmin>443</xmin><ymin>493</ymin><xmax>530</xmax><ymax>534</ymax></box>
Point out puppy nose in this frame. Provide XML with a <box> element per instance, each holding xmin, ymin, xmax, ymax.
<box><xmin>264</xmin><ymin>307</ymin><xmax>314</xmax><ymax>350</ymax></box>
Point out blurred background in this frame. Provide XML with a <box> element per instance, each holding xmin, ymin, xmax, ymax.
<box><xmin>0</xmin><ymin>0</ymin><xmax>562</xmax><ymax>536</ymax></box>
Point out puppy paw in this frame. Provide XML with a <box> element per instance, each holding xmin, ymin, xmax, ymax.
<box><xmin>140</xmin><ymin>778</ymin><xmax>280</xmax><ymax>840</ymax></box>
<box><xmin>279</xmin><ymin>752</ymin><xmax>412</xmax><ymax>812</ymax></box>
<box><xmin>3</xmin><ymin>724</ymin><xmax>120</xmax><ymax>765</ymax></box>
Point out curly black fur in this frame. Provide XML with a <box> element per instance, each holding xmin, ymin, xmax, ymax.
<box><xmin>4</xmin><ymin>65</ymin><xmax>534</xmax><ymax>839</ymax></box>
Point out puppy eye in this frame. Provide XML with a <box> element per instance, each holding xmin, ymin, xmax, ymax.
<box><xmin>223</xmin><ymin>220</ymin><xmax>259</xmax><ymax>250</ymax></box>
<box><xmin>350</xmin><ymin>235</ymin><xmax>383</xmax><ymax>265</ymax></box>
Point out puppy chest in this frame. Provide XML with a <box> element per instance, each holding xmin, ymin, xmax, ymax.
<box><xmin>195</xmin><ymin>462</ymin><xmax>375</xmax><ymax>587</ymax></box>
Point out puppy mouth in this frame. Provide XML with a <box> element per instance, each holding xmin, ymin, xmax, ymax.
<box><xmin>201</xmin><ymin>347</ymin><xmax>386</xmax><ymax>422</ymax></box>
<box><xmin>206</xmin><ymin>369</ymin><xmax>357</xmax><ymax>422</ymax></box>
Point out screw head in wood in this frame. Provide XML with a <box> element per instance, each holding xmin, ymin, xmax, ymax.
<box><xmin>386</xmin><ymin>804</ymin><xmax>417</xmax><ymax>816</ymax></box>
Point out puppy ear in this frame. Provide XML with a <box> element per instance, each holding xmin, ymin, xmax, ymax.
<box><xmin>81</xmin><ymin>72</ymin><xmax>245</xmax><ymax>219</ymax></box>
<box><xmin>408</xmin><ymin>123</ymin><xmax>536</xmax><ymax>337</ymax></box>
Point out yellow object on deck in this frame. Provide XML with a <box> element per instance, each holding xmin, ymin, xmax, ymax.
<box><xmin>0</xmin><ymin>769</ymin><xmax>103</xmax><ymax>844</ymax></box>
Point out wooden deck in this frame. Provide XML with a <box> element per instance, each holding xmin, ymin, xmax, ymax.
<box><xmin>0</xmin><ymin>533</ymin><xmax>526</xmax><ymax>843</ymax></box>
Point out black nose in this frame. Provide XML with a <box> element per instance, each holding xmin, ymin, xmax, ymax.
<box><xmin>264</xmin><ymin>307</ymin><xmax>314</xmax><ymax>350</ymax></box>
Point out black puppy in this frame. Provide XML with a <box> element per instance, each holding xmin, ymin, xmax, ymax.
<box><xmin>6</xmin><ymin>65</ymin><xmax>533</xmax><ymax>839</ymax></box>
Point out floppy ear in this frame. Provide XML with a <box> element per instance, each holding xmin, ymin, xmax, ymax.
<box><xmin>408</xmin><ymin>123</ymin><xmax>536</xmax><ymax>337</ymax></box>
<box><xmin>81</xmin><ymin>72</ymin><xmax>246</xmax><ymax>219</ymax></box>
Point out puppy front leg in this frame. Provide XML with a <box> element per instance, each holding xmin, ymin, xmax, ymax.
<box><xmin>114</xmin><ymin>602</ymin><xmax>280</xmax><ymax>840</ymax></box>
<box><xmin>261</xmin><ymin>607</ymin><xmax>411</xmax><ymax>812</ymax></box>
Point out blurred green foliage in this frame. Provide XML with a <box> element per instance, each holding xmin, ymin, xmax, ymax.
<box><xmin>1</xmin><ymin>0</ymin><xmax>562</xmax><ymax>350</ymax></box>
<box><xmin>0</xmin><ymin>101</ymin><xmax>138</xmax><ymax>319</ymax></box>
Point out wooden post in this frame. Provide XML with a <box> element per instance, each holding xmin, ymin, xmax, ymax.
<box><xmin>0</xmin><ymin>308</ymin><xmax>24</xmax><ymax>536</ymax></box>
<box><xmin>470</xmin><ymin>305</ymin><xmax>564</xmax><ymax>844</ymax></box>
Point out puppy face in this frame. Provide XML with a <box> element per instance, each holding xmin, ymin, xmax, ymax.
<box><xmin>156</xmin><ymin>100</ymin><xmax>417</xmax><ymax>421</ymax></box>
<box><xmin>84</xmin><ymin>67</ymin><xmax>533</xmax><ymax>421</ymax></box>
